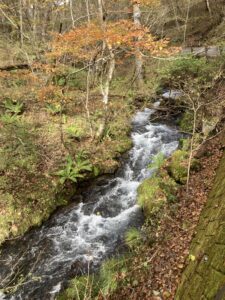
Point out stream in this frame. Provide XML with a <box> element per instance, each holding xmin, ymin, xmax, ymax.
<box><xmin>0</xmin><ymin>106</ymin><xmax>179</xmax><ymax>300</ymax></box>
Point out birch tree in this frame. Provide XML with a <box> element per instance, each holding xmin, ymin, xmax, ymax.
<box><xmin>132</xmin><ymin>0</ymin><xmax>144</xmax><ymax>87</ymax></box>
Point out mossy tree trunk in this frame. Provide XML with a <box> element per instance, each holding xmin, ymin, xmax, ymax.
<box><xmin>176</xmin><ymin>150</ymin><xmax>225</xmax><ymax>300</ymax></box>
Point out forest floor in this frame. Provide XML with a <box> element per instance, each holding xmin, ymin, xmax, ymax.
<box><xmin>0</xmin><ymin>62</ymin><xmax>140</xmax><ymax>245</ymax></box>
<box><xmin>108</xmin><ymin>133</ymin><xmax>224</xmax><ymax>300</ymax></box>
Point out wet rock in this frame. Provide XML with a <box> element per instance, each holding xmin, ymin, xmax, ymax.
<box><xmin>162</xmin><ymin>90</ymin><xmax>183</xmax><ymax>100</ymax></box>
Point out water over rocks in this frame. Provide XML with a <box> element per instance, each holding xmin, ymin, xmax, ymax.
<box><xmin>0</xmin><ymin>107</ymin><xmax>179</xmax><ymax>300</ymax></box>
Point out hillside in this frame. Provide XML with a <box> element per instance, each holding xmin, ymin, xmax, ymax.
<box><xmin>0</xmin><ymin>1</ymin><xmax>225</xmax><ymax>299</ymax></box>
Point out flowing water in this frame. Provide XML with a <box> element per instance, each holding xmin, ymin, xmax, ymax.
<box><xmin>0</xmin><ymin>107</ymin><xmax>179</xmax><ymax>300</ymax></box>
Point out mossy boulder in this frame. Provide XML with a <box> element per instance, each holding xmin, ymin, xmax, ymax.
<box><xmin>137</xmin><ymin>173</ymin><xmax>177</xmax><ymax>216</ymax></box>
<box><xmin>179</xmin><ymin>111</ymin><xmax>194</xmax><ymax>133</ymax></box>
<box><xmin>169</xmin><ymin>150</ymin><xmax>188</xmax><ymax>184</ymax></box>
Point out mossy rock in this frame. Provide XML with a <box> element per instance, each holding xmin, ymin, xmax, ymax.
<box><xmin>137</xmin><ymin>173</ymin><xmax>177</xmax><ymax>216</ymax></box>
<box><xmin>169</xmin><ymin>150</ymin><xmax>188</xmax><ymax>184</ymax></box>
<box><xmin>179</xmin><ymin>111</ymin><xmax>194</xmax><ymax>133</ymax></box>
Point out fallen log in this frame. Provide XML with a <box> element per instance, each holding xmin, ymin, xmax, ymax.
<box><xmin>0</xmin><ymin>63</ymin><xmax>30</xmax><ymax>71</ymax></box>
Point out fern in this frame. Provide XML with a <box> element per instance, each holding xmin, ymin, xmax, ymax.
<box><xmin>4</xmin><ymin>98</ymin><xmax>24</xmax><ymax>115</ymax></box>
<box><xmin>0</xmin><ymin>114</ymin><xmax>19</xmax><ymax>124</ymax></box>
<box><xmin>45</xmin><ymin>103</ymin><xmax>61</xmax><ymax>115</ymax></box>
<box><xmin>56</xmin><ymin>153</ymin><xmax>92</xmax><ymax>184</ymax></box>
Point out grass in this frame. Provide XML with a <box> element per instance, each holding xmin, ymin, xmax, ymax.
<box><xmin>58</xmin><ymin>256</ymin><xmax>128</xmax><ymax>300</ymax></box>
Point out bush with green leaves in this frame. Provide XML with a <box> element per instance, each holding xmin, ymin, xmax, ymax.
<box><xmin>52</xmin><ymin>68</ymin><xmax>87</xmax><ymax>90</ymax></box>
<box><xmin>57</xmin><ymin>275</ymin><xmax>95</xmax><ymax>300</ymax></box>
<box><xmin>161</xmin><ymin>57</ymin><xmax>215</xmax><ymax>81</ymax></box>
<box><xmin>56</xmin><ymin>152</ymin><xmax>92</xmax><ymax>184</ymax></box>
<box><xmin>179</xmin><ymin>111</ymin><xmax>194</xmax><ymax>133</ymax></box>
<box><xmin>98</xmin><ymin>258</ymin><xmax>127</xmax><ymax>296</ymax></box>
<box><xmin>3</xmin><ymin>98</ymin><xmax>24</xmax><ymax>115</ymax></box>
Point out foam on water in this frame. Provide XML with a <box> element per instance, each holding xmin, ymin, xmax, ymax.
<box><xmin>0</xmin><ymin>107</ymin><xmax>179</xmax><ymax>299</ymax></box>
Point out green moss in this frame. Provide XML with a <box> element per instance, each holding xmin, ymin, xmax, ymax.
<box><xmin>169</xmin><ymin>150</ymin><xmax>188</xmax><ymax>184</ymax></box>
<box><xmin>115</xmin><ymin>137</ymin><xmax>132</xmax><ymax>153</ymax></box>
<box><xmin>125</xmin><ymin>228</ymin><xmax>141</xmax><ymax>249</ymax></box>
<box><xmin>58</xmin><ymin>275</ymin><xmax>95</xmax><ymax>300</ymax></box>
<box><xmin>179</xmin><ymin>111</ymin><xmax>194</xmax><ymax>133</ymax></box>
<box><xmin>137</xmin><ymin>172</ymin><xmax>177</xmax><ymax>216</ymax></box>
<box><xmin>58</xmin><ymin>257</ymin><xmax>128</xmax><ymax>300</ymax></box>
<box><xmin>137</xmin><ymin>177</ymin><xmax>166</xmax><ymax>216</ymax></box>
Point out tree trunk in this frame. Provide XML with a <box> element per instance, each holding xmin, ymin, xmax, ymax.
<box><xmin>183</xmin><ymin>0</ymin><xmax>191</xmax><ymax>46</ymax></box>
<box><xmin>69</xmin><ymin>0</ymin><xmax>75</xmax><ymax>27</ymax></box>
<box><xmin>205</xmin><ymin>0</ymin><xmax>212</xmax><ymax>16</ymax></box>
<box><xmin>133</xmin><ymin>2</ymin><xmax>144</xmax><ymax>88</ymax></box>
<box><xmin>19</xmin><ymin>0</ymin><xmax>24</xmax><ymax>47</ymax></box>
<box><xmin>33</xmin><ymin>0</ymin><xmax>37</xmax><ymax>42</ymax></box>
<box><xmin>85</xmin><ymin>63</ymin><xmax>93</xmax><ymax>138</ymax></box>
<box><xmin>85</xmin><ymin>0</ymin><xmax>91</xmax><ymax>23</ymax></box>
<box><xmin>96</xmin><ymin>0</ymin><xmax>116</xmax><ymax>140</ymax></box>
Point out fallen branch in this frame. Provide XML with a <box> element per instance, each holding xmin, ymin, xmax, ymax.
<box><xmin>0</xmin><ymin>64</ymin><xmax>30</xmax><ymax>72</ymax></box>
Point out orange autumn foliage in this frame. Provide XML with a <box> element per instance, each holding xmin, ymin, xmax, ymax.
<box><xmin>50</xmin><ymin>20</ymin><xmax>172</xmax><ymax>62</ymax></box>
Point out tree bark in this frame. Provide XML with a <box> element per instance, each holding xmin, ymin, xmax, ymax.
<box><xmin>19</xmin><ymin>0</ymin><xmax>24</xmax><ymax>47</ymax></box>
<box><xmin>183</xmin><ymin>0</ymin><xmax>191</xmax><ymax>46</ymax></box>
<box><xmin>96</xmin><ymin>0</ymin><xmax>116</xmax><ymax>140</ymax></box>
<box><xmin>205</xmin><ymin>0</ymin><xmax>212</xmax><ymax>16</ymax></box>
<box><xmin>69</xmin><ymin>0</ymin><xmax>75</xmax><ymax>27</ymax></box>
<box><xmin>133</xmin><ymin>2</ymin><xmax>144</xmax><ymax>88</ymax></box>
<box><xmin>85</xmin><ymin>0</ymin><xmax>91</xmax><ymax>23</ymax></box>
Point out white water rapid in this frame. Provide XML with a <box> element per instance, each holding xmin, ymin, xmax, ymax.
<box><xmin>0</xmin><ymin>107</ymin><xmax>179</xmax><ymax>300</ymax></box>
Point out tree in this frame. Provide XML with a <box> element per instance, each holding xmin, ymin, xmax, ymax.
<box><xmin>132</xmin><ymin>0</ymin><xmax>144</xmax><ymax>87</ymax></box>
<box><xmin>46</xmin><ymin>0</ymin><xmax>172</xmax><ymax>140</ymax></box>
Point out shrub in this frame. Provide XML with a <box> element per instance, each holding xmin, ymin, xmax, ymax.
<box><xmin>98</xmin><ymin>257</ymin><xmax>128</xmax><ymax>296</ymax></box>
<box><xmin>159</xmin><ymin>57</ymin><xmax>217</xmax><ymax>84</ymax></box>
<box><xmin>0</xmin><ymin>113</ymin><xmax>19</xmax><ymax>124</ymax></box>
<box><xmin>58</xmin><ymin>257</ymin><xmax>127</xmax><ymax>300</ymax></box>
<box><xmin>58</xmin><ymin>275</ymin><xmax>95</xmax><ymax>300</ymax></box>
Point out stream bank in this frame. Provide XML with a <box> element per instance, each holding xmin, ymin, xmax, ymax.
<box><xmin>109</xmin><ymin>126</ymin><xmax>224</xmax><ymax>300</ymax></box>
